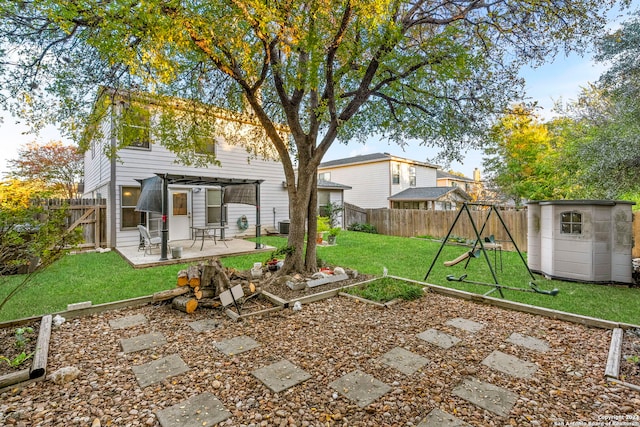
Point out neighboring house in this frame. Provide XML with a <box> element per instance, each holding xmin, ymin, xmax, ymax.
<box><xmin>388</xmin><ymin>187</ymin><xmax>471</xmax><ymax>210</ymax></box>
<box><xmin>318</xmin><ymin>179</ymin><xmax>352</xmax><ymax>228</ymax></box>
<box><xmin>82</xmin><ymin>89</ymin><xmax>290</xmax><ymax>248</ymax></box>
<box><xmin>436</xmin><ymin>169</ymin><xmax>477</xmax><ymax>193</ymax></box>
<box><xmin>318</xmin><ymin>152</ymin><xmax>439</xmax><ymax>209</ymax></box>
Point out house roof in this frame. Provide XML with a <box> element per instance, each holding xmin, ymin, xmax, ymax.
<box><xmin>436</xmin><ymin>170</ymin><xmax>474</xmax><ymax>182</ymax></box>
<box><xmin>317</xmin><ymin>179</ymin><xmax>352</xmax><ymax>190</ymax></box>
<box><xmin>388</xmin><ymin>186</ymin><xmax>471</xmax><ymax>201</ymax></box>
<box><xmin>319</xmin><ymin>152</ymin><xmax>439</xmax><ymax>169</ymax></box>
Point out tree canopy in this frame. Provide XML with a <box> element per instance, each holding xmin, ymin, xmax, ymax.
<box><xmin>0</xmin><ymin>0</ymin><xmax>617</xmax><ymax>272</ymax></box>
<box><xmin>6</xmin><ymin>141</ymin><xmax>84</xmax><ymax>199</ymax></box>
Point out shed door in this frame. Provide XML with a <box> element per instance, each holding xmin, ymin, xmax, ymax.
<box><xmin>169</xmin><ymin>190</ymin><xmax>191</xmax><ymax>240</ymax></box>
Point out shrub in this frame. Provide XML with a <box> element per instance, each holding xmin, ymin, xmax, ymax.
<box><xmin>347</xmin><ymin>222</ymin><xmax>378</xmax><ymax>234</ymax></box>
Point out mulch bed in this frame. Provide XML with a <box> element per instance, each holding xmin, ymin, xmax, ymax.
<box><xmin>0</xmin><ymin>320</ymin><xmax>39</xmax><ymax>377</ymax></box>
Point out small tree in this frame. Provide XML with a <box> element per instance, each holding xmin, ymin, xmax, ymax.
<box><xmin>7</xmin><ymin>141</ymin><xmax>84</xmax><ymax>199</ymax></box>
<box><xmin>0</xmin><ymin>197</ymin><xmax>82</xmax><ymax>313</ymax></box>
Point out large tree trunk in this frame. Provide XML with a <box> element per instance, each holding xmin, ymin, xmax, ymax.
<box><xmin>281</xmin><ymin>161</ymin><xmax>319</xmax><ymax>274</ymax></box>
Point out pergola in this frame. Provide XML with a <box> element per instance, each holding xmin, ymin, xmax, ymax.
<box><xmin>149</xmin><ymin>173</ymin><xmax>264</xmax><ymax>260</ymax></box>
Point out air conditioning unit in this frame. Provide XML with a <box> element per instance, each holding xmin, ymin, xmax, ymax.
<box><xmin>278</xmin><ymin>220</ymin><xmax>290</xmax><ymax>235</ymax></box>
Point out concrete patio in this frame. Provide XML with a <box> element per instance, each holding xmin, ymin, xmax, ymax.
<box><xmin>116</xmin><ymin>237</ymin><xmax>274</xmax><ymax>268</ymax></box>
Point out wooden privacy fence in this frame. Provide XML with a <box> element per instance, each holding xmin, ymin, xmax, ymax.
<box><xmin>33</xmin><ymin>198</ymin><xmax>107</xmax><ymax>249</ymax></box>
<box><xmin>363</xmin><ymin>208</ymin><xmax>528</xmax><ymax>251</ymax></box>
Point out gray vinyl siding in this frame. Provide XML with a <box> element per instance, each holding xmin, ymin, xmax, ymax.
<box><xmin>320</xmin><ymin>161</ymin><xmax>390</xmax><ymax>208</ymax></box>
<box><xmin>84</xmin><ymin>104</ymin><xmax>289</xmax><ymax>248</ymax></box>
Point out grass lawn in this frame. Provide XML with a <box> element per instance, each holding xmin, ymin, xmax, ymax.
<box><xmin>1</xmin><ymin>231</ymin><xmax>639</xmax><ymax>325</ymax></box>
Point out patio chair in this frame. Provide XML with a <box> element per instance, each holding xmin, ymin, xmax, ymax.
<box><xmin>138</xmin><ymin>224</ymin><xmax>161</xmax><ymax>256</ymax></box>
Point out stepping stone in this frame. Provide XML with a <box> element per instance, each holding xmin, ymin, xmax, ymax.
<box><xmin>156</xmin><ymin>392</ymin><xmax>231</xmax><ymax>427</ymax></box>
<box><xmin>132</xmin><ymin>354</ymin><xmax>190</xmax><ymax>388</ymax></box>
<box><xmin>120</xmin><ymin>332</ymin><xmax>167</xmax><ymax>354</ymax></box>
<box><xmin>452</xmin><ymin>377</ymin><xmax>517</xmax><ymax>417</ymax></box>
<box><xmin>418</xmin><ymin>408</ymin><xmax>472</xmax><ymax>427</ymax></box>
<box><xmin>445</xmin><ymin>317</ymin><xmax>484</xmax><ymax>333</ymax></box>
<box><xmin>417</xmin><ymin>329</ymin><xmax>461</xmax><ymax>349</ymax></box>
<box><xmin>506</xmin><ymin>332</ymin><xmax>550</xmax><ymax>353</ymax></box>
<box><xmin>378</xmin><ymin>347</ymin><xmax>430</xmax><ymax>375</ymax></box>
<box><xmin>481</xmin><ymin>350</ymin><xmax>538</xmax><ymax>379</ymax></box>
<box><xmin>188</xmin><ymin>319</ymin><xmax>219</xmax><ymax>333</ymax></box>
<box><xmin>214</xmin><ymin>335</ymin><xmax>260</xmax><ymax>356</ymax></box>
<box><xmin>252</xmin><ymin>359</ymin><xmax>311</xmax><ymax>393</ymax></box>
<box><xmin>109</xmin><ymin>314</ymin><xmax>147</xmax><ymax>330</ymax></box>
<box><xmin>329</xmin><ymin>370</ymin><xmax>391</xmax><ymax>408</ymax></box>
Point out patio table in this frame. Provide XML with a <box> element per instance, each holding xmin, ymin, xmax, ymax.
<box><xmin>190</xmin><ymin>225</ymin><xmax>228</xmax><ymax>250</ymax></box>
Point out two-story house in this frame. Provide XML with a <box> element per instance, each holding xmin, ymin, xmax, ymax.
<box><xmin>318</xmin><ymin>152</ymin><xmax>470</xmax><ymax>210</ymax></box>
<box><xmin>82</xmin><ymin>89</ymin><xmax>290</xmax><ymax>249</ymax></box>
<box><xmin>318</xmin><ymin>153</ymin><xmax>439</xmax><ymax>209</ymax></box>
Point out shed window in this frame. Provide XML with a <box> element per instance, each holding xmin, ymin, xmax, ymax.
<box><xmin>561</xmin><ymin>211</ymin><xmax>582</xmax><ymax>234</ymax></box>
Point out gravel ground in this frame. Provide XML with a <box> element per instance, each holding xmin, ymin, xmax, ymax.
<box><xmin>1</xmin><ymin>287</ymin><xmax>640</xmax><ymax>427</ymax></box>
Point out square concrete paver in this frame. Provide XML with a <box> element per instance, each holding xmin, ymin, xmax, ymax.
<box><xmin>132</xmin><ymin>354</ymin><xmax>190</xmax><ymax>388</ymax></box>
<box><xmin>252</xmin><ymin>359</ymin><xmax>311</xmax><ymax>393</ymax></box>
<box><xmin>418</xmin><ymin>408</ymin><xmax>472</xmax><ymax>427</ymax></box>
<box><xmin>378</xmin><ymin>347</ymin><xmax>430</xmax><ymax>375</ymax></box>
<box><xmin>214</xmin><ymin>335</ymin><xmax>260</xmax><ymax>356</ymax></box>
<box><xmin>481</xmin><ymin>350</ymin><xmax>538</xmax><ymax>379</ymax></box>
<box><xmin>506</xmin><ymin>332</ymin><xmax>550</xmax><ymax>353</ymax></box>
<box><xmin>417</xmin><ymin>329</ymin><xmax>461</xmax><ymax>349</ymax></box>
<box><xmin>120</xmin><ymin>332</ymin><xmax>167</xmax><ymax>354</ymax></box>
<box><xmin>188</xmin><ymin>319</ymin><xmax>219</xmax><ymax>333</ymax></box>
<box><xmin>445</xmin><ymin>317</ymin><xmax>484</xmax><ymax>333</ymax></box>
<box><xmin>109</xmin><ymin>314</ymin><xmax>147</xmax><ymax>330</ymax></box>
<box><xmin>156</xmin><ymin>392</ymin><xmax>231</xmax><ymax>427</ymax></box>
<box><xmin>329</xmin><ymin>370</ymin><xmax>391</xmax><ymax>408</ymax></box>
<box><xmin>452</xmin><ymin>377</ymin><xmax>517</xmax><ymax>417</ymax></box>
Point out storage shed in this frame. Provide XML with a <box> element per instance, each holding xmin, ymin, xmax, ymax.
<box><xmin>527</xmin><ymin>200</ymin><xmax>634</xmax><ymax>284</ymax></box>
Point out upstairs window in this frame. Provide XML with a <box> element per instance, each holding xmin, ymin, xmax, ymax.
<box><xmin>561</xmin><ymin>211</ymin><xmax>582</xmax><ymax>234</ymax></box>
<box><xmin>318</xmin><ymin>172</ymin><xmax>331</xmax><ymax>182</ymax></box>
<box><xmin>409</xmin><ymin>166</ymin><xmax>416</xmax><ymax>187</ymax></box>
<box><xmin>392</xmin><ymin>163</ymin><xmax>400</xmax><ymax>184</ymax></box>
<box><xmin>195</xmin><ymin>138</ymin><xmax>216</xmax><ymax>156</ymax></box>
<box><xmin>121</xmin><ymin>104</ymin><xmax>150</xmax><ymax>149</ymax></box>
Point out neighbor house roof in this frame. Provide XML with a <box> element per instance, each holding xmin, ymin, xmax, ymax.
<box><xmin>317</xmin><ymin>179</ymin><xmax>352</xmax><ymax>190</ymax></box>
<box><xmin>388</xmin><ymin>186</ymin><xmax>471</xmax><ymax>201</ymax></box>
<box><xmin>319</xmin><ymin>152</ymin><xmax>439</xmax><ymax>169</ymax></box>
<box><xmin>436</xmin><ymin>170</ymin><xmax>474</xmax><ymax>183</ymax></box>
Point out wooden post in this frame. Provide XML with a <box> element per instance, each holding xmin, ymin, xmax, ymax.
<box><xmin>30</xmin><ymin>315</ymin><xmax>52</xmax><ymax>379</ymax></box>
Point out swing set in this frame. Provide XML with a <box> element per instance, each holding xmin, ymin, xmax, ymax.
<box><xmin>424</xmin><ymin>203</ymin><xmax>559</xmax><ymax>298</ymax></box>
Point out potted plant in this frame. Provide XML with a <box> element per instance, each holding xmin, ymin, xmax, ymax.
<box><xmin>316</xmin><ymin>216</ymin><xmax>330</xmax><ymax>244</ymax></box>
<box><xmin>327</xmin><ymin>227</ymin><xmax>341</xmax><ymax>245</ymax></box>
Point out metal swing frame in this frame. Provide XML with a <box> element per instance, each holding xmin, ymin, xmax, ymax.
<box><xmin>424</xmin><ymin>203</ymin><xmax>558</xmax><ymax>298</ymax></box>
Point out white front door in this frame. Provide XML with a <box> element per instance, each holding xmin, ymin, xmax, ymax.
<box><xmin>169</xmin><ymin>189</ymin><xmax>191</xmax><ymax>240</ymax></box>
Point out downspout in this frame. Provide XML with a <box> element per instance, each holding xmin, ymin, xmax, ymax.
<box><xmin>109</xmin><ymin>105</ymin><xmax>117</xmax><ymax>248</ymax></box>
<box><xmin>160</xmin><ymin>174</ymin><xmax>169</xmax><ymax>260</ymax></box>
<box><xmin>255</xmin><ymin>182</ymin><xmax>261</xmax><ymax>249</ymax></box>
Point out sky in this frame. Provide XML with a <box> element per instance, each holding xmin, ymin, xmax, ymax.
<box><xmin>0</xmin><ymin>5</ymin><xmax>633</xmax><ymax>179</ymax></box>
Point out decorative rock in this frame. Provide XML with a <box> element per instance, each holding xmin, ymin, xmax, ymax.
<box><xmin>48</xmin><ymin>366</ymin><xmax>81</xmax><ymax>385</ymax></box>
<box><xmin>333</xmin><ymin>267</ymin><xmax>346</xmax><ymax>275</ymax></box>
